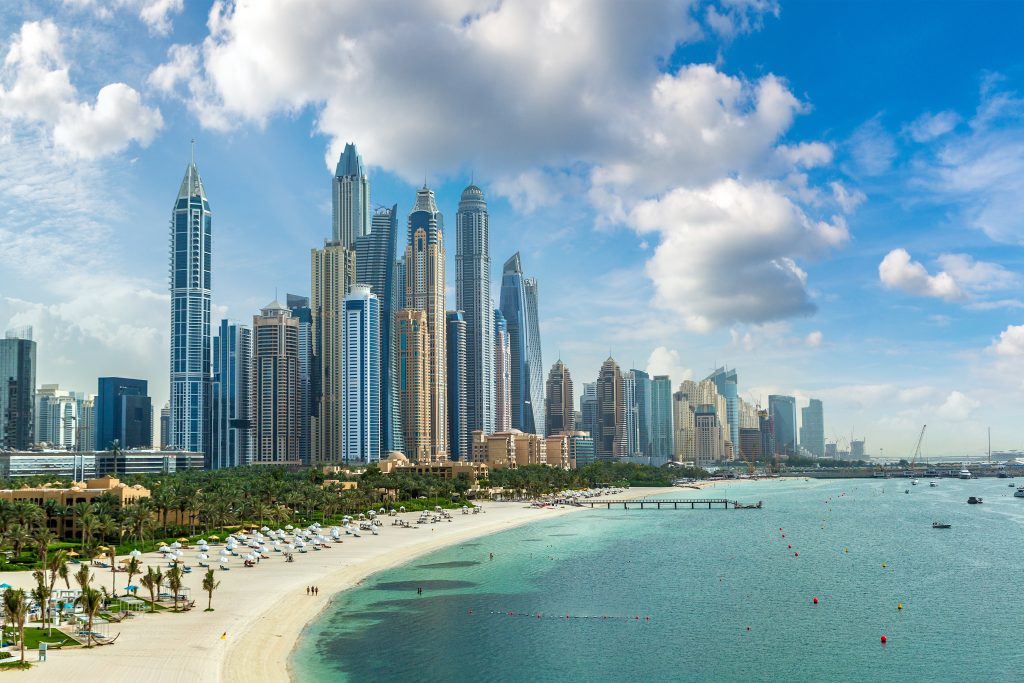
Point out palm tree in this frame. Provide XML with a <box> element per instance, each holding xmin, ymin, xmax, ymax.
<box><xmin>30</xmin><ymin>571</ymin><xmax>51</xmax><ymax>626</ymax></box>
<box><xmin>31</xmin><ymin>527</ymin><xmax>55</xmax><ymax>566</ymax></box>
<box><xmin>74</xmin><ymin>587</ymin><xmax>103</xmax><ymax>647</ymax></box>
<box><xmin>58</xmin><ymin>560</ymin><xmax>70</xmax><ymax>590</ymax></box>
<box><xmin>202</xmin><ymin>569</ymin><xmax>220</xmax><ymax>611</ymax></box>
<box><xmin>166</xmin><ymin>564</ymin><xmax>183</xmax><ymax>611</ymax></box>
<box><xmin>79</xmin><ymin>511</ymin><xmax>98</xmax><ymax>551</ymax></box>
<box><xmin>108</xmin><ymin>547</ymin><xmax>118</xmax><ymax>595</ymax></box>
<box><xmin>140</xmin><ymin>566</ymin><xmax>162</xmax><ymax>613</ymax></box>
<box><xmin>44</xmin><ymin>549</ymin><xmax>67</xmax><ymax>623</ymax></box>
<box><xmin>125</xmin><ymin>557</ymin><xmax>142</xmax><ymax>597</ymax></box>
<box><xmin>73</xmin><ymin>564</ymin><xmax>92</xmax><ymax>592</ymax></box>
<box><xmin>2</xmin><ymin>588</ymin><xmax>28</xmax><ymax>662</ymax></box>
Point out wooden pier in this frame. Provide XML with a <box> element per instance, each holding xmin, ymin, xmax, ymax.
<box><xmin>569</xmin><ymin>499</ymin><xmax>762</xmax><ymax>510</ymax></box>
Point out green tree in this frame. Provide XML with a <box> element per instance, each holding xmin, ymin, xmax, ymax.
<box><xmin>140</xmin><ymin>566</ymin><xmax>163</xmax><ymax>613</ymax></box>
<box><xmin>75</xmin><ymin>587</ymin><xmax>104</xmax><ymax>647</ymax></box>
<box><xmin>202</xmin><ymin>569</ymin><xmax>220</xmax><ymax>611</ymax></box>
<box><xmin>166</xmin><ymin>564</ymin><xmax>183</xmax><ymax>611</ymax></box>
<box><xmin>2</xmin><ymin>588</ymin><xmax>28</xmax><ymax>662</ymax></box>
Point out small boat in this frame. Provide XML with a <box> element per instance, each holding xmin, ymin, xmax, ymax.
<box><xmin>911</xmin><ymin>480</ymin><xmax>919</xmax><ymax>486</ymax></box>
<box><xmin>929</xmin><ymin>482</ymin><xmax>938</xmax><ymax>487</ymax></box>
<box><xmin>967</xmin><ymin>496</ymin><xmax>983</xmax><ymax>504</ymax></box>
<box><xmin>959</xmin><ymin>469</ymin><xmax>972</xmax><ymax>480</ymax></box>
<box><xmin>1014</xmin><ymin>488</ymin><xmax>1024</xmax><ymax>499</ymax></box>
<box><xmin>932</xmin><ymin>522</ymin><xmax>951</xmax><ymax>529</ymax></box>
<box><xmin>905</xmin><ymin>489</ymin><xmax>910</xmax><ymax>494</ymax></box>
<box><xmin>1010</xmin><ymin>483</ymin><xmax>1017</xmax><ymax>488</ymax></box>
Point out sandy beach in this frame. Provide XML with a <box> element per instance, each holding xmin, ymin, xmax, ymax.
<box><xmin>1</xmin><ymin>484</ymin><xmax>731</xmax><ymax>681</ymax></box>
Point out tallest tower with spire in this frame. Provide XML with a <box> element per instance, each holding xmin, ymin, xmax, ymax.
<box><xmin>332</xmin><ymin>142</ymin><xmax>370</xmax><ymax>247</ymax></box>
<box><xmin>169</xmin><ymin>148</ymin><xmax>212</xmax><ymax>455</ymax></box>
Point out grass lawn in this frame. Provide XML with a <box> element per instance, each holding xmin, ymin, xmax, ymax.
<box><xmin>1</xmin><ymin>626</ymin><xmax>79</xmax><ymax>649</ymax></box>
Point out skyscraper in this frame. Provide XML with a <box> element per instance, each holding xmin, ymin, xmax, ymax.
<box><xmin>76</xmin><ymin>393</ymin><xmax>96</xmax><ymax>452</ymax></box>
<box><xmin>286</xmin><ymin>295</ymin><xmax>313</xmax><ymax>465</ymax></box>
<box><xmin>211</xmin><ymin>319</ymin><xmax>253</xmax><ymax>469</ymax></box>
<box><xmin>631</xmin><ymin>369</ymin><xmax>653</xmax><ymax>457</ymax></box>
<box><xmin>35</xmin><ymin>384</ymin><xmax>77</xmax><ymax>449</ymax></box>
<box><xmin>800</xmin><ymin>398</ymin><xmax>825</xmax><ymax>459</ymax></box>
<box><xmin>707</xmin><ymin>367</ymin><xmax>739</xmax><ymax>455</ymax></box>
<box><xmin>343</xmin><ymin>284</ymin><xmax>381</xmax><ymax>464</ymax></box>
<box><xmin>159</xmin><ymin>402</ymin><xmax>169</xmax><ymax>450</ymax></box>
<box><xmin>650</xmin><ymin>375</ymin><xmax>674</xmax><ymax>460</ymax></box>
<box><xmin>499</xmin><ymin>253</ymin><xmax>543</xmax><ymax>434</ymax></box>
<box><xmin>768</xmin><ymin>394</ymin><xmax>798</xmax><ymax>456</ymax></box>
<box><xmin>404</xmin><ymin>186</ymin><xmax>447</xmax><ymax>460</ymax></box>
<box><xmin>579</xmin><ymin>381</ymin><xmax>598</xmax><ymax>438</ymax></box>
<box><xmin>332</xmin><ymin>142</ymin><xmax>370</xmax><ymax>247</ymax></box>
<box><xmin>673</xmin><ymin>380</ymin><xmax>698</xmax><ymax>463</ymax></box>
<box><xmin>96</xmin><ymin>377</ymin><xmax>152</xmax><ymax>450</ymax></box>
<box><xmin>493</xmin><ymin>309</ymin><xmax>512</xmax><ymax>433</ymax></box>
<box><xmin>356</xmin><ymin>206</ymin><xmax>401</xmax><ymax>453</ymax></box>
<box><xmin>252</xmin><ymin>300</ymin><xmax>300</xmax><ymax>465</ymax></box>
<box><xmin>396</xmin><ymin>308</ymin><xmax>430</xmax><ymax>462</ymax></box>
<box><xmin>596</xmin><ymin>358</ymin><xmax>626</xmax><ymax>458</ymax></box>
<box><xmin>169</xmin><ymin>152</ymin><xmax>212</xmax><ymax>455</ymax></box>
<box><xmin>310</xmin><ymin>242</ymin><xmax>356</xmax><ymax>463</ymax></box>
<box><xmin>446</xmin><ymin>311</ymin><xmax>468</xmax><ymax>460</ymax></box>
<box><xmin>456</xmin><ymin>184</ymin><xmax>495</xmax><ymax>440</ymax></box>
<box><xmin>545</xmin><ymin>360</ymin><xmax>575</xmax><ymax>436</ymax></box>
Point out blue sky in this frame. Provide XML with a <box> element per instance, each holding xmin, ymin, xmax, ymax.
<box><xmin>2</xmin><ymin>0</ymin><xmax>1023</xmax><ymax>457</ymax></box>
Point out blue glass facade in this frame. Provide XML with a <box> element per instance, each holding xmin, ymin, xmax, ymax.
<box><xmin>446</xmin><ymin>311</ymin><xmax>467</xmax><ymax>460</ymax></box>
<box><xmin>96</xmin><ymin>377</ymin><xmax>152</xmax><ymax>450</ymax></box>
<box><xmin>0</xmin><ymin>335</ymin><xmax>36</xmax><ymax>450</ymax></box>
<box><xmin>499</xmin><ymin>253</ymin><xmax>543</xmax><ymax>434</ymax></box>
<box><xmin>768</xmin><ymin>394</ymin><xmax>797</xmax><ymax>456</ymax></box>
<box><xmin>169</xmin><ymin>160</ymin><xmax>212</xmax><ymax>455</ymax></box>
<box><xmin>211</xmin><ymin>320</ymin><xmax>252</xmax><ymax>469</ymax></box>
<box><xmin>343</xmin><ymin>285</ymin><xmax>381</xmax><ymax>463</ymax></box>
<box><xmin>708</xmin><ymin>367</ymin><xmax>739</xmax><ymax>451</ymax></box>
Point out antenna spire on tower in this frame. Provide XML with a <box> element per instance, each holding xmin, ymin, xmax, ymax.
<box><xmin>191</xmin><ymin>138</ymin><xmax>196</xmax><ymax>165</ymax></box>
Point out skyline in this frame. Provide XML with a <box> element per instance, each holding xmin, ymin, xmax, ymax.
<box><xmin>2</xmin><ymin>2</ymin><xmax>1024</xmax><ymax>456</ymax></box>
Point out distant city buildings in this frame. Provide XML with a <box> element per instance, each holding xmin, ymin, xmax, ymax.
<box><xmin>800</xmin><ymin>398</ymin><xmax>825</xmax><ymax>459</ymax></box>
<box><xmin>35</xmin><ymin>384</ymin><xmax>77</xmax><ymax>449</ymax></box>
<box><xmin>396</xmin><ymin>308</ymin><xmax>430</xmax><ymax>463</ymax></box>
<box><xmin>332</xmin><ymin>142</ymin><xmax>370</xmax><ymax>247</ymax></box>
<box><xmin>595</xmin><ymin>358</ymin><xmax>625</xmax><ymax>458</ymax></box>
<box><xmin>287</xmin><ymin>294</ymin><xmax>314</xmax><ymax>466</ymax></box>
<box><xmin>769</xmin><ymin>395</ymin><xmax>798</xmax><ymax>456</ymax></box>
<box><xmin>650</xmin><ymin>375</ymin><xmax>674</xmax><ymax>460</ymax></box>
<box><xmin>493</xmin><ymin>310</ymin><xmax>512</xmax><ymax>433</ymax></box>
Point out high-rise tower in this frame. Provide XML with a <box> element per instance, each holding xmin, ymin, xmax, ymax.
<box><xmin>707</xmin><ymin>367</ymin><xmax>739</xmax><ymax>454</ymax></box>
<box><xmin>499</xmin><ymin>253</ymin><xmax>543</xmax><ymax>434</ymax></box>
<box><xmin>493</xmin><ymin>309</ymin><xmax>512</xmax><ymax>432</ymax></box>
<box><xmin>355</xmin><ymin>205</ymin><xmax>401</xmax><ymax>453</ymax></box>
<box><xmin>343</xmin><ymin>284</ymin><xmax>381</xmax><ymax>463</ymax></box>
<box><xmin>403</xmin><ymin>186</ymin><xmax>447</xmax><ymax>460</ymax></box>
<box><xmin>768</xmin><ymin>394</ymin><xmax>797</xmax><ymax>456</ymax></box>
<box><xmin>446</xmin><ymin>311</ymin><xmax>468</xmax><ymax>460</ymax></box>
<box><xmin>252</xmin><ymin>300</ymin><xmax>301</xmax><ymax>465</ymax></box>
<box><xmin>799</xmin><ymin>398</ymin><xmax>825</xmax><ymax>459</ymax></box>
<box><xmin>332</xmin><ymin>142</ymin><xmax>370</xmax><ymax>247</ymax></box>
<box><xmin>595</xmin><ymin>358</ymin><xmax>625</xmax><ymax>458</ymax></box>
<box><xmin>286</xmin><ymin>294</ymin><xmax>313</xmax><ymax>465</ymax></box>
<box><xmin>211</xmin><ymin>319</ymin><xmax>252</xmax><ymax>469</ymax></box>
<box><xmin>456</xmin><ymin>184</ymin><xmax>494</xmax><ymax>439</ymax></box>
<box><xmin>396</xmin><ymin>308</ymin><xmax>430</xmax><ymax>462</ymax></box>
<box><xmin>545</xmin><ymin>360</ymin><xmax>575</xmax><ymax>436</ymax></box>
<box><xmin>169</xmin><ymin>152</ymin><xmax>212</xmax><ymax>455</ymax></box>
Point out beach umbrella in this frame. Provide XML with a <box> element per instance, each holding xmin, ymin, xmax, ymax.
<box><xmin>129</xmin><ymin>549</ymin><xmax>142</xmax><ymax>557</ymax></box>
<box><xmin>208</xmin><ymin>535</ymin><xmax>220</xmax><ymax>540</ymax></box>
<box><xmin>67</xmin><ymin>551</ymin><xmax>79</xmax><ymax>557</ymax></box>
<box><xmin>198</xmin><ymin>553</ymin><xmax>208</xmax><ymax>560</ymax></box>
<box><xmin>125</xmin><ymin>585</ymin><xmax>138</xmax><ymax>592</ymax></box>
<box><xmin>170</xmin><ymin>541</ymin><xmax>182</xmax><ymax>549</ymax></box>
<box><xmin>119</xmin><ymin>558</ymin><xmax>133</xmax><ymax>565</ymax></box>
<box><xmin>285</xmin><ymin>524</ymin><xmax>294</xmax><ymax>530</ymax></box>
<box><xmin>158</xmin><ymin>545</ymin><xmax>171</xmax><ymax>553</ymax></box>
<box><xmin>97</xmin><ymin>545</ymin><xmax>110</xmax><ymax>552</ymax></box>
<box><xmin>0</xmin><ymin>583</ymin><xmax>11</xmax><ymax>589</ymax></box>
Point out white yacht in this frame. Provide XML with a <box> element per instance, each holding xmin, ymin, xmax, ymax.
<box><xmin>959</xmin><ymin>468</ymin><xmax>972</xmax><ymax>480</ymax></box>
<box><xmin>1014</xmin><ymin>487</ymin><xmax>1024</xmax><ymax>499</ymax></box>
<box><xmin>929</xmin><ymin>481</ymin><xmax>938</xmax><ymax>487</ymax></box>
<box><xmin>911</xmin><ymin>479</ymin><xmax>919</xmax><ymax>486</ymax></box>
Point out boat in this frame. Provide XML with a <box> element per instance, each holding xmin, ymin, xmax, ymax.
<box><xmin>967</xmin><ymin>496</ymin><xmax>983</xmax><ymax>504</ymax></box>
<box><xmin>959</xmin><ymin>468</ymin><xmax>972</xmax><ymax>480</ymax></box>
<box><xmin>929</xmin><ymin>481</ymin><xmax>938</xmax><ymax>487</ymax></box>
<box><xmin>1014</xmin><ymin>488</ymin><xmax>1024</xmax><ymax>499</ymax></box>
<box><xmin>932</xmin><ymin>522</ymin><xmax>951</xmax><ymax>529</ymax></box>
<box><xmin>904</xmin><ymin>489</ymin><xmax>910</xmax><ymax>494</ymax></box>
<box><xmin>911</xmin><ymin>480</ymin><xmax>919</xmax><ymax>486</ymax></box>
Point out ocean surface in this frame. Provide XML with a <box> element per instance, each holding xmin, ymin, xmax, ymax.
<box><xmin>291</xmin><ymin>478</ymin><xmax>1024</xmax><ymax>682</ymax></box>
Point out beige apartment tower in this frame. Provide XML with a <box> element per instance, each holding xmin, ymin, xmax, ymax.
<box><xmin>310</xmin><ymin>242</ymin><xmax>357</xmax><ymax>463</ymax></box>
<box><xmin>545</xmin><ymin>360</ymin><xmax>575</xmax><ymax>436</ymax></box>
<box><xmin>252</xmin><ymin>300</ymin><xmax>301</xmax><ymax>465</ymax></box>
<box><xmin>596</xmin><ymin>357</ymin><xmax>626</xmax><ymax>458</ymax></box>
<box><xmin>396</xmin><ymin>308</ymin><xmax>431</xmax><ymax>463</ymax></box>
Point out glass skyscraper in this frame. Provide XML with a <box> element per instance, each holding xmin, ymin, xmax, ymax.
<box><xmin>211</xmin><ymin>320</ymin><xmax>252</xmax><ymax>469</ymax></box>
<box><xmin>768</xmin><ymin>394</ymin><xmax>798</xmax><ymax>456</ymax></box>
<box><xmin>1</xmin><ymin>329</ymin><xmax>36</xmax><ymax>450</ymax></box>
<box><xmin>286</xmin><ymin>295</ymin><xmax>313</xmax><ymax>465</ymax></box>
<box><xmin>499</xmin><ymin>253</ymin><xmax>543</xmax><ymax>434</ymax></box>
<box><xmin>800</xmin><ymin>398</ymin><xmax>825</xmax><ymax>459</ymax></box>
<box><xmin>96</xmin><ymin>377</ymin><xmax>152</xmax><ymax>450</ymax></box>
<box><xmin>343</xmin><ymin>285</ymin><xmax>381</xmax><ymax>464</ymax></box>
<box><xmin>707</xmin><ymin>367</ymin><xmax>739</xmax><ymax>452</ymax></box>
<box><xmin>456</xmin><ymin>184</ymin><xmax>494</xmax><ymax>440</ymax></box>
<box><xmin>332</xmin><ymin>142</ymin><xmax>370</xmax><ymax>247</ymax></box>
<box><xmin>650</xmin><ymin>375</ymin><xmax>675</xmax><ymax>459</ymax></box>
<box><xmin>169</xmin><ymin>154</ymin><xmax>211</xmax><ymax>455</ymax></box>
<box><xmin>356</xmin><ymin>205</ymin><xmax>401</xmax><ymax>453</ymax></box>
<box><xmin>493</xmin><ymin>309</ymin><xmax>511</xmax><ymax>432</ymax></box>
<box><xmin>446</xmin><ymin>310</ymin><xmax>468</xmax><ymax>460</ymax></box>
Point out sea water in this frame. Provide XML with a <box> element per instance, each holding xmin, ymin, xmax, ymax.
<box><xmin>291</xmin><ymin>478</ymin><xmax>1024</xmax><ymax>682</ymax></box>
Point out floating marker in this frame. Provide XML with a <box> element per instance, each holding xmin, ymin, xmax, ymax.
<box><xmin>812</xmin><ymin>597</ymin><xmax>818</xmax><ymax>605</ymax></box>
<box><xmin>882</xmin><ymin>563</ymin><xmax>887</xmax><ymax>569</ymax></box>
<box><xmin>794</xmin><ymin>552</ymin><xmax>799</xmax><ymax>557</ymax></box>
<box><xmin>787</xmin><ymin>544</ymin><xmax>791</xmax><ymax>549</ymax></box>
<box><xmin>897</xmin><ymin>603</ymin><xmax>903</xmax><ymax>610</ymax></box>
<box><xmin>880</xmin><ymin>635</ymin><xmax>887</xmax><ymax>644</ymax></box>
<box><xmin>844</xmin><ymin>548</ymin><xmax>848</xmax><ymax>553</ymax></box>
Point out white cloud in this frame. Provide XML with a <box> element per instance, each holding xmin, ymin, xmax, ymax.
<box><xmin>704</xmin><ymin>0</ymin><xmax>780</xmax><ymax>40</ymax></box>
<box><xmin>62</xmin><ymin>0</ymin><xmax>185</xmax><ymax>35</ymax></box>
<box><xmin>805</xmin><ymin>330</ymin><xmax>823</xmax><ymax>347</ymax></box>
<box><xmin>847</xmin><ymin>115</ymin><xmax>896</xmax><ymax>176</ymax></box>
<box><xmin>934</xmin><ymin>253</ymin><xmax>1018</xmax><ymax>293</ymax></box>
<box><xmin>830</xmin><ymin>181</ymin><xmax>866</xmax><ymax>213</ymax></box>
<box><xmin>645</xmin><ymin>346</ymin><xmax>694</xmax><ymax>384</ymax></box>
<box><xmin>905</xmin><ymin>110</ymin><xmax>960</xmax><ymax>142</ymax></box>
<box><xmin>0</xmin><ymin>20</ymin><xmax>163</xmax><ymax>159</ymax></box>
<box><xmin>777</xmin><ymin>142</ymin><xmax>833</xmax><ymax>169</ymax></box>
<box><xmin>990</xmin><ymin>324</ymin><xmax>1024</xmax><ymax>356</ymax></box>
<box><xmin>935</xmin><ymin>390</ymin><xmax>979</xmax><ymax>421</ymax></box>
<box><xmin>629</xmin><ymin>179</ymin><xmax>848</xmax><ymax>330</ymax></box>
<box><xmin>878</xmin><ymin>248</ymin><xmax>963</xmax><ymax>301</ymax></box>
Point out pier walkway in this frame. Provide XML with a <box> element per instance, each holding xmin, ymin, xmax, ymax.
<box><xmin>564</xmin><ymin>499</ymin><xmax>763</xmax><ymax>510</ymax></box>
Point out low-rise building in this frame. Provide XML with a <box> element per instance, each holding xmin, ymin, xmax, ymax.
<box><xmin>470</xmin><ymin>430</ymin><xmax>551</xmax><ymax>469</ymax></box>
<box><xmin>0</xmin><ymin>476</ymin><xmax>150</xmax><ymax>536</ymax></box>
<box><xmin>0</xmin><ymin>450</ymin><xmax>204</xmax><ymax>479</ymax></box>
<box><xmin>377</xmin><ymin>452</ymin><xmax>488</xmax><ymax>487</ymax></box>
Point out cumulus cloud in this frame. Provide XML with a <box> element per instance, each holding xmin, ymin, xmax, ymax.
<box><xmin>62</xmin><ymin>0</ymin><xmax>185</xmax><ymax>35</ymax></box>
<box><xmin>645</xmin><ymin>346</ymin><xmax>694</xmax><ymax>383</ymax></box>
<box><xmin>879</xmin><ymin>248</ymin><xmax>1017</xmax><ymax>303</ymax></box>
<box><xmin>905</xmin><ymin>110</ymin><xmax>960</xmax><ymax>142</ymax></box>
<box><xmin>704</xmin><ymin>0</ymin><xmax>780</xmax><ymax>40</ymax></box>
<box><xmin>0</xmin><ymin>20</ymin><xmax>163</xmax><ymax>158</ymax></box>
<box><xmin>878</xmin><ymin>248</ymin><xmax>963</xmax><ymax>301</ymax></box>
<box><xmin>847</xmin><ymin>115</ymin><xmax>897</xmax><ymax>176</ymax></box>
<box><xmin>830</xmin><ymin>181</ymin><xmax>866</xmax><ymax>213</ymax></box>
<box><xmin>629</xmin><ymin>179</ymin><xmax>848</xmax><ymax>330</ymax></box>
<box><xmin>990</xmin><ymin>324</ymin><xmax>1024</xmax><ymax>356</ymax></box>
<box><xmin>805</xmin><ymin>330</ymin><xmax>823</xmax><ymax>347</ymax></box>
<box><xmin>935</xmin><ymin>391</ymin><xmax>979</xmax><ymax>421</ymax></box>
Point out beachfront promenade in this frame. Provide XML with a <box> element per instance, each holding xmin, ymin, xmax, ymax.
<box><xmin>0</xmin><ymin>486</ymin><xmax>681</xmax><ymax>682</ymax></box>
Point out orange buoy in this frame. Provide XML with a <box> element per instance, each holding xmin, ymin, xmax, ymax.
<box><xmin>880</xmin><ymin>635</ymin><xmax>887</xmax><ymax>644</ymax></box>
<box><xmin>812</xmin><ymin>597</ymin><xmax>818</xmax><ymax>605</ymax></box>
<box><xmin>897</xmin><ymin>603</ymin><xmax>903</xmax><ymax>610</ymax></box>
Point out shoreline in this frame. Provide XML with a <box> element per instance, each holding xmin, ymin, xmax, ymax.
<box><xmin>3</xmin><ymin>485</ymin><xmax>703</xmax><ymax>681</ymax></box>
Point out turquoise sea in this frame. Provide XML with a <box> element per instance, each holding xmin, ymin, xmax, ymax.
<box><xmin>291</xmin><ymin>478</ymin><xmax>1024</xmax><ymax>681</ymax></box>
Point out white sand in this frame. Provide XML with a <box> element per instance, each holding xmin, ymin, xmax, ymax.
<box><xmin>0</xmin><ymin>484</ymin><xmax>735</xmax><ymax>681</ymax></box>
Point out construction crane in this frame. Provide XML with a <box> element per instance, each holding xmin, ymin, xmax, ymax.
<box><xmin>910</xmin><ymin>424</ymin><xmax>927</xmax><ymax>466</ymax></box>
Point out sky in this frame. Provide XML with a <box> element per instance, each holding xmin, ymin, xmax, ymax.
<box><xmin>1</xmin><ymin>0</ymin><xmax>1024</xmax><ymax>458</ymax></box>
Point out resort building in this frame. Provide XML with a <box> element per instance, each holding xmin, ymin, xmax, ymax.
<box><xmin>544</xmin><ymin>434</ymin><xmax>570</xmax><ymax>469</ymax></box>
<box><xmin>469</xmin><ymin>430</ymin><xmax>550</xmax><ymax>469</ymax></box>
<box><xmin>377</xmin><ymin>451</ymin><xmax>488</xmax><ymax>488</ymax></box>
<box><xmin>0</xmin><ymin>476</ymin><xmax>150</xmax><ymax>537</ymax></box>
<box><xmin>566</xmin><ymin>432</ymin><xmax>596</xmax><ymax>469</ymax></box>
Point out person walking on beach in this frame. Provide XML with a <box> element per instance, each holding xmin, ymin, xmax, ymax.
<box><xmin>314</xmin><ymin>586</ymin><xmax>319</xmax><ymax>596</ymax></box>
<box><xmin>306</xmin><ymin>586</ymin><xmax>309</xmax><ymax>596</ymax></box>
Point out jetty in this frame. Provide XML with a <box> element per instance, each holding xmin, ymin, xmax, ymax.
<box><xmin>567</xmin><ymin>499</ymin><xmax>763</xmax><ymax>510</ymax></box>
